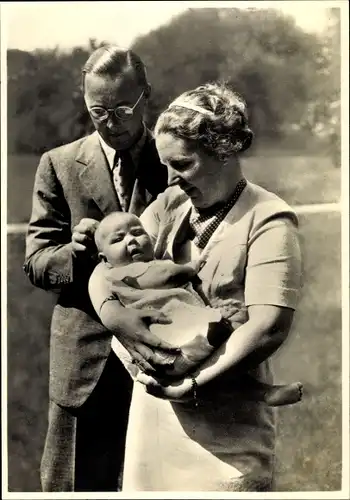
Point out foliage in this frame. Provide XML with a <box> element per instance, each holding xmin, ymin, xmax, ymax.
<box><xmin>7</xmin><ymin>40</ymin><xmax>101</xmax><ymax>153</ymax></box>
<box><xmin>133</xmin><ymin>8</ymin><xmax>320</xmax><ymax>144</ymax></box>
<box><xmin>7</xmin><ymin>8</ymin><xmax>338</xmax><ymax>155</ymax></box>
<box><xmin>295</xmin><ymin>8</ymin><xmax>341</xmax><ymax>166</ymax></box>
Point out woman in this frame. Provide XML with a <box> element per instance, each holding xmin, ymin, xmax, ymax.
<box><xmin>89</xmin><ymin>82</ymin><xmax>302</xmax><ymax>491</ymax></box>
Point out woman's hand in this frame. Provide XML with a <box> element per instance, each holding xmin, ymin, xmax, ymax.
<box><xmin>89</xmin><ymin>263</ymin><xmax>181</xmax><ymax>373</ymax></box>
<box><xmin>136</xmin><ymin>372</ymin><xmax>193</xmax><ymax>402</ymax></box>
<box><xmin>101</xmin><ymin>301</ymin><xmax>180</xmax><ymax>373</ymax></box>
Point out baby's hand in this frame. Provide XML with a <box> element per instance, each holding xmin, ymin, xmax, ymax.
<box><xmin>72</xmin><ymin>218</ymin><xmax>99</xmax><ymax>256</ymax></box>
<box><xmin>139</xmin><ymin>261</ymin><xmax>199</xmax><ymax>289</ymax></box>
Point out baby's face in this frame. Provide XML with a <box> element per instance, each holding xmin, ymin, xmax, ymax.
<box><xmin>99</xmin><ymin>214</ymin><xmax>154</xmax><ymax>267</ymax></box>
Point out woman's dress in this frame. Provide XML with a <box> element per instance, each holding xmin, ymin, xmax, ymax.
<box><xmin>120</xmin><ymin>182</ymin><xmax>301</xmax><ymax>491</ymax></box>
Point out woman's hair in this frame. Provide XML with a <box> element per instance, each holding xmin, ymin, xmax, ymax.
<box><xmin>82</xmin><ymin>44</ymin><xmax>149</xmax><ymax>94</ymax></box>
<box><xmin>154</xmin><ymin>82</ymin><xmax>253</xmax><ymax>160</ymax></box>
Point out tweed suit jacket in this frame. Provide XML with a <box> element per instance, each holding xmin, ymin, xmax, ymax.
<box><xmin>23</xmin><ymin>130</ymin><xmax>167</xmax><ymax>409</ymax></box>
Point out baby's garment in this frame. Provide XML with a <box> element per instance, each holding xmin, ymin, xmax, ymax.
<box><xmin>102</xmin><ymin>260</ymin><xmax>303</xmax><ymax>407</ymax></box>
<box><xmin>102</xmin><ymin>260</ymin><xmax>231</xmax><ymax>379</ymax></box>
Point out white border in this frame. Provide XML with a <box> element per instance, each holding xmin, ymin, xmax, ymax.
<box><xmin>1</xmin><ymin>1</ymin><xmax>9</xmax><ymax>495</ymax></box>
<box><xmin>1</xmin><ymin>1</ymin><xmax>349</xmax><ymax>499</ymax></box>
<box><xmin>340</xmin><ymin>0</ymin><xmax>350</xmax><ymax>495</ymax></box>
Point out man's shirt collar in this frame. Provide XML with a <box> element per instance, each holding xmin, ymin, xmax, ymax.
<box><xmin>98</xmin><ymin>125</ymin><xmax>147</xmax><ymax>170</ymax></box>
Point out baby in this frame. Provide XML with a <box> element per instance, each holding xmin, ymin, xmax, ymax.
<box><xmin>90</xmin><ymin>211</ymin><xmax>303</xmax><ymax>407</ymax></box>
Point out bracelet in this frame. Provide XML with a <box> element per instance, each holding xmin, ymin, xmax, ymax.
<box><xmin>190</xmin><ymin>375</ymin><xmax>199</xmax><ymax>408</ymax></box>
<box><xmin>99</xmin><ymin>295</ymin><xmax>118</xmax><ymax>315</ymax></box>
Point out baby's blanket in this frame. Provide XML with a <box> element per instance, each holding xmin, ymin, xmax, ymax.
<box><xmin>104</xmin><ymin>260</ymin><xmax>224</xmax><ymax>378</ymax></box>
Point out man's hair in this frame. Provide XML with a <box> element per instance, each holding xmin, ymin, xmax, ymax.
<box><xmin>82</xmin><ymin>44</ymin><xmax>149</xmax><ymax>93</ymax></box>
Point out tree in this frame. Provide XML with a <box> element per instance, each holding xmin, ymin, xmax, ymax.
<box><xmin>132</xmin><ymin>7</ymin><xmax>320</xmax><ymax>147</ymax></box>
<box><xmin>297</xmin><ymin>8</ymin><xmax>341</xmax><ymax>166</ymax></box>
<box><xmin>7</xmin><ymin>41</ymin><xmax>107</xmax><ymax>154</ymax></box>
<box><xmin>7</xmin><ymin>8</ymin><xmax>327</xmax><ymax>155</ymax></box>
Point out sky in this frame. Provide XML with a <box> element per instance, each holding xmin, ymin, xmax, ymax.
<box><xmin>3</xmin><ymin>1</ymin><xmax>337</xmax><ymax>52</ymax></box>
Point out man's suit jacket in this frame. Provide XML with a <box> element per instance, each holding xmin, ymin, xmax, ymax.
<box><xmin>24</xmin><ymin>130</ymin><xmax>168</xmax><ymax>409</ymax></box>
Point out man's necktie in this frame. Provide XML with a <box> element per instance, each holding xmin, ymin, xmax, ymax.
<box><xmin>112</xmin><ymin>151</ymin><xmax>134</xmax><ymax>212</ymax></box>
<box><xmin>189</xmin><ymin>178</ymin><xmax>247</xmax><ymax>250</ymax></box>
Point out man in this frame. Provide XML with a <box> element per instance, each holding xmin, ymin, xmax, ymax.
<box><xmin>23</xmin><ymin>45</ymin><xmax>176</xmax><ymax>492</ymax></box>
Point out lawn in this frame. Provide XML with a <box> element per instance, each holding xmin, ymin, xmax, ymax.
<box><xmin>7</xmin><ymin>152</ymin><xmax>340</xmax><ymax>223</ymax></box>
<box><xmin>6</xmin><ymin>210</ymin><xmax>342</xmax><ymax>492</ymax></box>
<box><xmin>242</xmin><ymin>154</ymin><xmax>340</xmax><ymax>207</ymax></box>
<box><xmin>273</xmin><ymin>211</ymin><xmax>342</xmax><ymax>491</ymax></box>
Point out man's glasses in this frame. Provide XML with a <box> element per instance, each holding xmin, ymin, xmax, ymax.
<box><xmin>88</xmin><ymin>90</ymin><xmax>145</xmax><ymax>122</ymax></box>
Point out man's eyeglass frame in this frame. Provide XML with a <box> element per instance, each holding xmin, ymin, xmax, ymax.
<box><xmin>88</xmin><ymin>90</ymin><xmax>145</xmax><ymax>122</ymax></box>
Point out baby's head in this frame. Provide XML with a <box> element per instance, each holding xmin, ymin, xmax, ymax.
<box><xmin>95</xmin><ymin>212</ymin><xmax>154</xmax><ymax>267</ymax></box>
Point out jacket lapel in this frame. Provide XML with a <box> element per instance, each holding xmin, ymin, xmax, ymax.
<box><xmin>168</xmin><ymin>198</ymin><xmax>192</xmax><ymax>260</ymax></box>
<box><xmin>128</xmin><ymin>130</ymin><xmax>164</xmax><ymax>216</ymax></box>
<box><xmin>128</xmin><ymin>179</ymin><xmax>153</xmax><ymax>217</ymax></box>
<box><xmin>136</xmin><ymin>130</ymin><xmax>168</xmax><ymax>198</ymax></box>
<box><xmin>76</xmin><ymin>132</ymin><xmax>121</xmax><ymax>214</ymax></box>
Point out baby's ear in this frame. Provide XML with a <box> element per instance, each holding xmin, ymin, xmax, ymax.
<box><xmin>98</xmin><ymin>252</ymin><xmax>107</xmax><ymax>263</ymax></box>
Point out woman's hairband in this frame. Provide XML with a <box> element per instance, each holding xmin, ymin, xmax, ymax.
<box><xmin>168</xmin><ymin>99</ymin><xmax>248</xmax><ymax>123</ymax></box>
<box><xmin>168</xmin><ymin>100</ymin><xmax>214</xmax><ymax>117</ymax></box>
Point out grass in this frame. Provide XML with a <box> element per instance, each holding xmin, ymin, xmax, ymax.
<box><xmin>6</xmin><ymin>210</ymin><xmax>342</xmax><ymax>492</ymax></box>
<box><xmin>273</xmin><ymin>211</ymin><xmax>342</xmax><ymax>491</ymax></box>
<box><xmin>7</xmin><ymin>152</ymin><xmax>340</xmax><ymax>223</ymax></box>
<box><xmin>7</xmin><ymin>235</ymin><xmax>54</xmax><ymax>492</ymax></box>
<box><xmin>7</xmin><ymin>155</ymin><xmax>41</xmax><ymax>224</ymax></box>
<box><xmin>242</xmin><ymin>154</ymin><xmax>340</xmax><ymax>206</ymax></box>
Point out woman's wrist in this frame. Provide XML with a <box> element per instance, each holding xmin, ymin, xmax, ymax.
<box><xmin>99</xmin><ymin>295</ymin><xmax>120</xmax><ymax>315</ymax></box>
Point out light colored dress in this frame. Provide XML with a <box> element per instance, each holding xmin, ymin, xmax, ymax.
<box><xmin>101</xmin><ymin>181</ymin><xmax>302</xmax><ymax>491</ymax></box>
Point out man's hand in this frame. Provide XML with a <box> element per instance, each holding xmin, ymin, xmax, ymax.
<box><xmin>72</xmin><ymin>218</ymin><xmax>99</xmax><ymax>256</ymax></box>
<box><xmin>101</xmin><ymin>302</ymin><xmax>180</xmax><ymax>373</ymax></box>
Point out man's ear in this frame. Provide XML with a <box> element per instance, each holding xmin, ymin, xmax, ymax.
<box><xmin>98</xmin><ymin>252</ymin><xmax>107</xmax><ymax>263</ymax></box>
